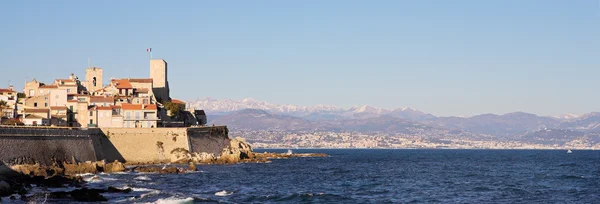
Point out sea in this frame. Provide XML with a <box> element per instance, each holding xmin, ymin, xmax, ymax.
<box><xmin>22</xmin><ymin>149</ymin><xmax>600</xmax><ymax>203</ymax></box>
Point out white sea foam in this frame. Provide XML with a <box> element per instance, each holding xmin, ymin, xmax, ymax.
<box><xmin>151</xmin><ymin>197</ymin><xmax>194</xmax><ymax>204</ymax></box>
<box><xmin>215</xmin><ymin>190</ymin><xmax>233</xmax><ymax>196</ymax></box>
<box><xmin>134</xmin><ymin>175</ymin><xmax>152</xmax><ymax>181</ymax></box>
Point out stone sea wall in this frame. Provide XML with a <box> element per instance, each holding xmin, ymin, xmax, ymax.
<box><xmin>0</xmin><ymin>126</ymin><xmax>230</xmax><ymax>164</ymax></box>
<box><xmin>0</xmin><ymin>127</ymin><xmax>101</xmax><ymax>165</ymax></box>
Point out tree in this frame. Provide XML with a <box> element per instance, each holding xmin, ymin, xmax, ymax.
<box><xmin>0</xmin><ymin>100</ymin><xmax>7</xmax><ymax>119</ymax></box>
<box><xmin>164</xmin><ymin>101</ymin><xmax>183</xmax><ymax>117</ymax></box>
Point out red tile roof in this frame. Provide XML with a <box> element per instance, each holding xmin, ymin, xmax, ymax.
<box><xmin>129</xmin><ymin>78</ymin><xmax>153</xmax><ymax>83</ymax></box>
<box><xmin>121</xmin><ymin>103</ymin><xmax>157</xmax><ymax>110</ymax></box>
<box><xmin>0</xmin><ymin>88</ymin><xmax>15</xmax><ymax>93</ymax></box>
<box><xmin>111</xmin><ymin>79</ymin><xmax>133</xmax><ymax>89</ymax></box>
<box><xmin>171</xmin><ymin>99</ymin><xmax>186</xmax><ymax>104</ymax></box>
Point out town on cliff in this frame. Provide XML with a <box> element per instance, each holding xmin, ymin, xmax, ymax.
<box><xmin>0</xmin><ymin>59</ymin><xmax>206</xmax><ymax>128</ymax></box>
<box><xmin>0</xmin><ymin>58</ymin><xmax>327</xmax><ymax>202</ymax></box>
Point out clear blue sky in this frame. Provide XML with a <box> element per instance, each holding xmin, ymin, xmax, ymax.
<box><xmin>1</xmin><ymin>1</ymin><xmax>599</xmax><ymax>117</ymax></box>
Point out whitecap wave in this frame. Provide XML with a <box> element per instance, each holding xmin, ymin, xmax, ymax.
<box><xmin>152</xmin><ymin>197</ymin><xmax>194</xmax><ymax>204</ymax></box>
<box><xmin>134</xmin><ymin>175</ymin><xmax>152</xmax><ymax>181</ymax></box>
<box><xmin>215</xmin><ymin>190</ymin><xmax>233</xmax><ymax>197</ymax></box>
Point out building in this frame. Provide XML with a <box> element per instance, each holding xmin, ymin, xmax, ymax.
<box><xmin>0</xmin><ymin>86</ymin><xmax>17</xmax><ymax>120</ymax></box>
<box><xmin>150</xmin><ymin>59</ymin><xmax>170</xmax><ymax>102</ymax></box>
<box><xmin>15</xmin><ymin>59</ymin><xmax>205</xmax><ymax>128</ymax></box>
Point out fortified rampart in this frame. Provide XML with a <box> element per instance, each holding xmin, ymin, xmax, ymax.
<box><xmin>0</xmin><ymin>126</ymin><xmax>230</xmax><ymax>165</ymax></box>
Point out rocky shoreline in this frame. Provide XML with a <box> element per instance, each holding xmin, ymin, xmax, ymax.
<box><xmin>0</xmin><ymin>138</ymin><xmax>328</xmax><ymax>202</ymax></box>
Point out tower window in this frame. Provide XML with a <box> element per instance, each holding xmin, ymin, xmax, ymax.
<box><xmin>93</xmin><ymin>77</ymin><xmax>97</xmax><ymax>87</ymax></box>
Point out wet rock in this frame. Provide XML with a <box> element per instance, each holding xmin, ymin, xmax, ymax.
<box><xmin>0</xmin><ymin>180</ymin><xmax>11</xmax><ymax>197</ymax></box>
<box><xmin>107</xmin><ymin>186</ymin><xmax>132</xmax><ymax>193</ymax></box>
<box><xmin>0</xmin><ymin>161</ymin><xmax>19</xmax><ymax>180</ymax></box>
<box><xmin>188</xmin><ymin>162</ymin><xmax>197</xmax><ymax>171</ymax></box>
<box><xmin>69</xmin><ymin>188</ymin><xmax>108</xmax><ymax>202</ymax></box>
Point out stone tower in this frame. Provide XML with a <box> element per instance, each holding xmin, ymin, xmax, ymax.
<box><xmin>85</xmin><ymin>67</ymin><xmax>103</xmax><ymax>92</ymax></box>
<box><xmin>150</xmin><ymin>59</ymin><xmax>170</xmax><ymax>102</ymax></box>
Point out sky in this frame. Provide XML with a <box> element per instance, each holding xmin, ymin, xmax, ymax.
<box><xmin>1</xmin><ymin>1</ymin><xmax>599</xmax><ymax>117</ymax></box>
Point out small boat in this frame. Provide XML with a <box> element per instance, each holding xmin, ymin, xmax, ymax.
<box><xmin>286</xmin><ymin>149</ymin><xmax>293</xmax><ymax>155</ymax></box>
<box><xmin>567</xmin><ymin>149</ymin><xmax>573</xmax><ymax>154</ymax></box>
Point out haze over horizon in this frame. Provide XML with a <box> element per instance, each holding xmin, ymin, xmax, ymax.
<box><xmin>1</xmin><ymin>1</ymin><xmax>599</xmax><ymax>117</ymax></box>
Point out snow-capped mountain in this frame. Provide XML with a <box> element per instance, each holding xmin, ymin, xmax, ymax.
<box><xmin>186</xmin><ymin>97</ymin><xmax>433</xmax><ymax>121</ymax></box>
<box><xmin>187</xmin><ymin>97</ymin><xmax>344</xmax><ymax>115</ymax></box>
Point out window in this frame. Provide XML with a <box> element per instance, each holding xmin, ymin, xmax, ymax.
<box><xmin>34</xmin><ymin>102</ymin><xmax>37</xmax><ymax>107</ymax></box>
<box><xmin>29</xmin><ymin>90</ymin><xmax>34</xmax><ymax>96</ymax></box>
<box><xmin>89</xmin><ymin>119</ymin><xmax>93</xmax><ymax>124</ymax></box>
<box><xmin>44</xmin><ymin>103</ymin><xmax>48</xmax><ymax>107</ymax></box>
<box><xmin>90</xmin><ymin>111</ymin><xmax>93</xmax><ymax>116</ymax></box>
<box><xmin>93</xmin><ymin>77</ymin><xmax>97</xmax><ymax>87</ymax></box>
<box><xmin>67</xmin><ymin>89</ymin><xmax>71</xmax><ymax>93</ymax></box>
<box><xmin>45</xmin><ymin>96</ymin><xmax>48</xmax><ymax>100</ymax></box>
<box><xmin>135</xmin><ymin>112</ymin><xmax>140</xmax><ymax>119</ymax></box>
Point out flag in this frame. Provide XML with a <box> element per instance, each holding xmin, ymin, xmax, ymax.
<box><xmin>146</xmin><ymin>48</ymin><xmax>152</xmax><ymax>52</ymax></box>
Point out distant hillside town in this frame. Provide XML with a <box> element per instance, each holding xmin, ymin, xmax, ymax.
<box><xmin>0</xmin><ymin>59</ymin><xmax>207</xmax><ymax>128</ymax></box>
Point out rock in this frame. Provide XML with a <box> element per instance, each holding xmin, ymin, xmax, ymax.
<box><xmin>170</xmin><ymin>148</ymin><xmax>191</xmax><ymax>163</ymax></box>
<box><xmin>217</xmin><ymin>137</ymin><xmax>254</xmax><ymax>164</ymax></box>
<box><xmin>103</xmin><ymin>160</ymin><xmax>125</xmax><ymax>173</ymax></box>
<box><xmin>63</xmin><ymin>162</ymin><xmax>98</xmax><ymax>175</ymax></box>
<box><xmin>0</xmin><ymin>180</ymin><xmax>11</xmax><ymax>197</ymax></box>
<box><xmin>191</xmin><ymin>152</ymin><xmax>216</xmax><ymax>163</ymax></box>
<box><xmin>160</xmin><ymin>166</ymin><xmax>180</xmax><ymax>174</ymax></box>
<box><xmin>0</xmin><ymin>161</ymin><xmax>19</xmax><ymax>180</ymax></box>
<box><xmin>188</xmin><ymin>162</ymin><xmax>197</xmax><ymax>171</ymax></box>
<box><xmin>107</xmin><ymin>186</ymin><xmax>132</xmax><ymax>193</ymax></box>
<box><xmin>69</xmin><ymin>188</ymin><xmax>108</xmax><ymax>202</ymax></box>
<box><xmin>134</xmin><ymin>166</ymin><xmax>180</xmax><ymax>174</ymax></box>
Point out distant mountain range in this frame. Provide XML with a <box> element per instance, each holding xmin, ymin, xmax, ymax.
<box><xmin>187</xmin><ymin>97</ymin><xmax>600</xmax><ymax>137</ymax></box>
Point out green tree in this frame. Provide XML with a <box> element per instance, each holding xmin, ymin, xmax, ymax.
<box><xmin>164</xmin><ymin>101</ymin><xmax>183</xmax><ymax>117</ymax></box>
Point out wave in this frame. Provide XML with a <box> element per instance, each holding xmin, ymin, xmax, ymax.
<box><xmin>134</xmin><ymin>175</ymin><xmax>152</xmax><ymax>181</ymax></box>
<box><xmin>560</xmin><ymin>175</ymin><xmax>585</xmax><ymax>180</ymax></box>
<box><xmin>152</xmin><ymin>197</ymin><xmax>194</xmax><ymax>204</ymax></box>
<box><xmin>215</xmin><ymin>190</ymin><xmax>233</xmax><ymax>196</ymax></box>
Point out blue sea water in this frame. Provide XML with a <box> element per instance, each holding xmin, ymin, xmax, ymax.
<box><xmin>28</xmin><ymin>149</ymin><xmax>600</xmax><ymax>203</ymax></box>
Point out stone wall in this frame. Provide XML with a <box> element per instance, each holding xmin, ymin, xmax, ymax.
<box><xmin>0</xmin><ymin>126</ymin><xmax>100</xmax><ymax>165</ymax></box>
<box><xmin>0</xmin><ymin>126</ymin><xmax>231</xmax><ymax>164</ymax></box>
<box><xmin>188</xmin><ymin>126</ymin><xmax>230</xmax><ymax>155</ymax></box>
<box><xmin>98</xmin><ymin>127</ymin><xmax>190</xmax><ymax>163</ymax></box>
